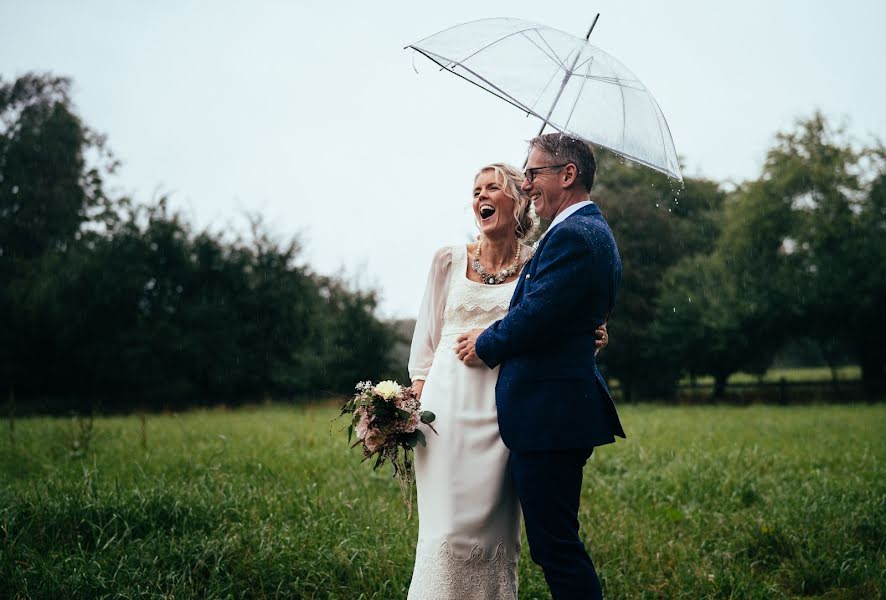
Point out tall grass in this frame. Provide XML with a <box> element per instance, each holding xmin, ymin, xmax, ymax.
<box><xmin>1</xmin><ymin>404</ymin><xmax>883</xmax><ymax>599</ymax></box>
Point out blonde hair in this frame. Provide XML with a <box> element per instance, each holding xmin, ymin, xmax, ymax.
<box><xmin>474</xmin><ymin>162</ymin><xmax>537</xmax><ymax>240</ymax></box>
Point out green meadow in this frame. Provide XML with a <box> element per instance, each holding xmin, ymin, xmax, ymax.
<box><xmin>1</xmin><ymin>403</ymin><xmax>884</xmax><ymax>599</ymax></box>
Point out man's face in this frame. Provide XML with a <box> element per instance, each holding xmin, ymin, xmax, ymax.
<box><xmin>521</xmin><ymin>147</ymin><xmax>565</xmax><ymax>221</ymax></box>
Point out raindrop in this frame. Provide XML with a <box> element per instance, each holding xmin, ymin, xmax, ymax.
<box><xmin>688</xmin><ymin>296</ymin><xmax>692</xmax><ymax>302</ymax></box>
<box><xmin>673</xmin><ymin>307</ymin><xmax>676</xmax><ymax>313</ymax></box>
<box><xmin>655</xmin><ymin>203</ymin><xmax>659</xmax><ymax>208</ymax></box>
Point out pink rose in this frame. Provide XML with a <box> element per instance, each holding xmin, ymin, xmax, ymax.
<box><xmin>404</xmin><ymin>412</ymin><xmax>421</xmax><ymax>433</ymax></box>
<box><xmin>355</xmin><ymin>409</ymin><xmax>370</xmax><ymax>441</ymax></box>
<box><xmin>364</xmin><ymin>428</ymin><xmax>386</xmax><ymax>453</ymax></box>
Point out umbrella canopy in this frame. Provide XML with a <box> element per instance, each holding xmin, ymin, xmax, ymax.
<box><xmin>407</xmin><ymin>17</ymin><xmax>682</xmax><ymax>181</ymax></box>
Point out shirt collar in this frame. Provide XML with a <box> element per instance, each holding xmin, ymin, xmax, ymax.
<box><xmin>541</xmin><ymin>200</ymin><xmax>594</xmax><ymax>239</ymax></box>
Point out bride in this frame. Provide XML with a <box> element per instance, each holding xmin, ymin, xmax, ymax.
<box><xmin>406</xmin><ymin>163</ymin><xmax>608</xmax><ymax>599</ymax></box>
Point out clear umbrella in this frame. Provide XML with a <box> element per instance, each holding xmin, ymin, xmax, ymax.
<box><xmin>407</xmin><ymin>16</ymin><xmax>682</xmax><ymax>181</ymax></box>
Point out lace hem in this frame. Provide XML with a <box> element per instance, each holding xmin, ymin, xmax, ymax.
<box><xmin>407</xmin><ymin>541</ymin><xmax>518</xmax><ymax>600</ymax></box>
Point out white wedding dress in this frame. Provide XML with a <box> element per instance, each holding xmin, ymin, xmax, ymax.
<box><xmin>406</xmin><ymin>244</ymin><xmax>532</xmax><ymax>600</ymax></box>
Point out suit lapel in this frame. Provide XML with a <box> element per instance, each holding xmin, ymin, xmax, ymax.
<box><xmin>507</xmin><ymin>204</ymin><xmax>601</xmax><ymax>309</ymax></box>
<box><xmin>510</xmin><ymin>259</ymin><xmax>532</xmax><ymax>308</ymax></box>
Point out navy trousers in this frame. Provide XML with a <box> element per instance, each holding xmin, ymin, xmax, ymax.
<box><xmin>509</xmin><ymin>448</ymin><xmax>602</xmax><ymax>600</ymax></box>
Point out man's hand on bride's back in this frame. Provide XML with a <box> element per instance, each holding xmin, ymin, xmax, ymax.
<box><xmin>595</xmin><ymin>323</ymin><xmax>609</xmax><ymax>356</ymax></box>
<box><xmin>456</xmin><ymin>328</ymin><xmax>486</xmax><ymax>367</ymax></box>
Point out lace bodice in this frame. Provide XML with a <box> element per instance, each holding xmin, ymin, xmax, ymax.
<box><xmin>408</xmin><ymin>244</ymin><xmax>532</xmax><ymax>381</ymax></box>
<box><xmin>440</xmin><ymin>246</ymin><xmax>518</xmax><ymax>338</ymax></box>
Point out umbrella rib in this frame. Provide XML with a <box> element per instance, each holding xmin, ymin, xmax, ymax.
<box><xmin>409</xmin><ymin>49</ymin><xmax>536</xmax><ymax>115</ymax></box>
<box><xmin>571</xmin><ymin>74</ymin><xmax>645</xmax><ymax>90</ymax></box>
<box><xmin>562</xmin><ymin>55</ymin><xmax>593</xmax><ymax>132</ymax></box>
<box><xmin>654</xmin><ymin>99</ymin><xmax>671</xmax><ymax>177</ymax></box>
<box><xmin>618</xmin><ymin>68</ymin><xmax>627</xmax><ymax>151</ymax></box>
<box><xmin>522</xmin><ymin>28</ymin><xmax>568</xmax><ymax>71</ymax></box>
<box><xmin>596</xmin><ymin>141</ymin><xmax>678</xmax><ymax>180</ymax></box>
<box><xmin>441</xmin><ymin>57</ymin><xmax>566</xmax><ymax>127</ymax></box>
<box><xmin>527</xmin><ymin>61</ymin><xmax>565</xmax><ymax>115</ymax></box>
<box><xmin>451</xmin><ymin>61</ymin><xmax>538</xmax><ymax>113</ymax></box>
<box><xmin>573</xmin><ymin>53</ymin><xmax>595</xmax><ymax>72</ymax></box>
<box><xmin>660</xmin><ymin>99</ymin><xmax>680</xmax><ymax>178</ymax></box>
<box><xmin>455</xmin><ymin>27</ymin><xmax>564</xmax><ymax>72</ymax></box>
<box><xmin>407</xmin><ymin>16</ymin><xmax>526</xmax><ymax>48</ymax></box>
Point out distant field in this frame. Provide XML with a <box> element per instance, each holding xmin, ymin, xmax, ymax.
<box><xmin>685</xmin><ymin>365</ymin><xmax>862</xmax><ymax>386</ymax></box>
<box><xmin>608</xmin><ymin>366</ymin><xmax>863</xmax><ymax>393</ymax></box>
<box><xmin>1</xmin><ymin>404</ymin><xmax>884</xmax><ymax>599</ymax></box>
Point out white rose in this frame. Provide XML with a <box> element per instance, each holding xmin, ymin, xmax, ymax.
<box><xmin>374</xmin><ymin>380</ymin><xmax>402</xmax><ymax>400</ymax></box>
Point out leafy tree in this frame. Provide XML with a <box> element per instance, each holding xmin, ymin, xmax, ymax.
<box><xmin>30</xmin><ymin>197</ymin><xmax>400</xmax><ymax>410</ymax></box>
<box><xmin>649</xmin><ymin>114</ymin><xmax>886</xmax><ymax>396</ymax></box>
<box><xmin>768</xmin><ymin>115</ymin><xmax>886</xmax><ymax>394</ymax></box>
<box><xmin>312</xmin><ymin>276</ymin><xmax>397</xmax><ymax>394</ymax></box>
<box><xmin>653</xmin><ymin>252</ymin><xmax>770</xmax><ymax>397</ymax></box>
<box><xmin>0</xmin><ymin>72</ymin><xmax>410</xmax><ymax>412</ymax></box>
<box><xmin>854</xmin><ymin>163</ymin><xmax>886</xmax><ymax>393</ymax></box>
<box><xmin>0</xmin><ymin>73</ymin><xmax>115</xmax><ymax>404</ymax></box>
<box><xmin>593</xmin><ymin>152</ymin><xmax>726</xmax><ymax>400</ymax></box>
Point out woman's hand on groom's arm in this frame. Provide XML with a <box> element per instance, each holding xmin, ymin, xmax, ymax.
<box><xmin>455</xmin><ymin>329</ymin><xmax>486</xmax><ymax>367</ymax></box>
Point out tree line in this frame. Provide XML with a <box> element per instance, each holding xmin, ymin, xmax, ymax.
<box><xmin>593</xmin><ymin>115</ymin><xmax>886</xmax><ymax>400</ymax></box>
<box><xmin>1</xmin><ymin>73</ymin><xmax>396</xmax><ymax>413</ymax></box>
<box><xmin>1</xmin><ymin>72</ymin><xmax>884</xmax><ymax>412</ymax></box>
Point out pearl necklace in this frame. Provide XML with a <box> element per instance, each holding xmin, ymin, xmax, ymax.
<box><xmin>472</xmin><ymin>241</ymin><xmax>521</xmax><ymax>285</ymax></box>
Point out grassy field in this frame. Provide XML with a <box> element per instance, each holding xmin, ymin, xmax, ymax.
<box><xmin>1</xmin><ymin>403</ymin><xmax>884</xmax><ymax>599</ymax></box>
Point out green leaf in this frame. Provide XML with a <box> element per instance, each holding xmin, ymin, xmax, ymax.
<box><xmin>347</xmin><ymin>424</ymin><xmax>353</xmax><ymax>444</ymax></box>
<box><xmin>420</xmin><ymin>411</ymin><xmax>436</xmax><ymax>424</ymax></box>
<box><xmin>416</xmin><ymin>429</ymin><xmax>427</xmax><ymax>447</ymax></box>
<box><xmin>403</xmin><ymin>431</ymin><xmax>418</xmax><ymax>448</ymax></box>
<box><xmin>373</xmin><ymin>453</ymin><xmax>385</xmax><ymax>471</ymax></box>
<box><xmin>397</xmin><ymin>409</ymin><xmax>411</xmax><ymax>421</ymax></box>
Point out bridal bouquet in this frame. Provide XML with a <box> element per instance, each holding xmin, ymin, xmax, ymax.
<box><xmin>340</xmin><ymin>380</ymin><xmax>437</xmax><ymax>516</ymax></box>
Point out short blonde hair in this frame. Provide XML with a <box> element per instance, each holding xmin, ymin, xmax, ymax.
<box><xmin>475</xmin><ymin>162</ymin><xmax>537</xmax><ymax>240</ymax></box>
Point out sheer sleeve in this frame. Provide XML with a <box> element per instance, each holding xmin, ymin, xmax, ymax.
<box><xmin>408</xmin><ymin>246</ymin><xmax>453</xmax><ymax>382</ymax></box>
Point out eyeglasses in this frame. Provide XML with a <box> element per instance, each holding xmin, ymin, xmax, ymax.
<box><xmin>523</xmin><ymin>164</ymin><xmax>568</xmax><ymax>183</ymax></box>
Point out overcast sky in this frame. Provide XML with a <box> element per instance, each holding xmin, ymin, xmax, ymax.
<box><xmin>2</xmin><ymin>0</ymin><xmax>884</xmax><ymax>318</ymax></box>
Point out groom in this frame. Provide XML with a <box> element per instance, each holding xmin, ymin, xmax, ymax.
<box><xmin>456</xmin><ymin>133</ymin><xmax>624</xmax><ymax>599</ymax></box>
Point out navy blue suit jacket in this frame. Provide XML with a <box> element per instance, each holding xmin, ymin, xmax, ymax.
<box><xmin>475</xmin><ymin>203</ymin><xmax>625</xmax><ymax>452</ymax></box>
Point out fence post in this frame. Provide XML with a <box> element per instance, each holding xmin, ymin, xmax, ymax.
<box><xmin>7</xmin><ymin>382</ymin><xmax>14</xmax><ymax>447</ymax></box>
<box><xmin>778</xmin><ymin>377</ymin><xmax>788</xmax><ymax>405</ymax></box>
<box><xmin>140</xmin><ymin>411</ymin><xmax>147</xmax><ymax>449</ymax></box>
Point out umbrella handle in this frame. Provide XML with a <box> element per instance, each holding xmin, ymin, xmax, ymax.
<box><xmin>585</xmin><ymin>14</ymin><xmax>600</xmax><ymax>41</ymax></box>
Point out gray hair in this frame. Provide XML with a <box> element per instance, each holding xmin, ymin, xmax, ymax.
<box><xmin>528</xmin><ymin>133</ymin><xmax>597</xmax><ymax>192</ymax></box>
